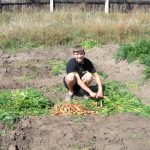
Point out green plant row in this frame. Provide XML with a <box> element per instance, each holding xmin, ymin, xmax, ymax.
<box><xmin>0</xmin><ymin>88</ymin><xmax>52</xmax><ymax>126</ymax></box>
<box><xmin>73</xmin><ymin>80</ymin><xmax>150</xmax><ymax>117</ymax></box>
<box><xmin>0</xmin><ymin>79</ymin><xmax>150</xmax><ymax>128</ymax></box>
<box><xmin>100</xmin><ymin>80</ymin><xmax>150</xmax><ymax>116</ymax></box>
<box><xmin>115</xmin><ymin>39</ymin><xmax>150</xmax><ymax>79</ymax></box>
<box><xmin>53</xmin><ymin>75</ymin><xmax>150</xmax><ymax>117</ymax></box>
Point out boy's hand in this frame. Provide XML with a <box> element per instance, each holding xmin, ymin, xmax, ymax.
<box><xmin>96</xmin><ymin>91</ymin><xmax>104</xmax><ymax>99</ymax></box>
<box><xmin>89</xmin><ymin>91</ymin><xmax>96</xmax><ymax>98</ymax></box>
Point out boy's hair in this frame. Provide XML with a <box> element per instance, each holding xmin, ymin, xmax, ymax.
<box><xmin>73</xmin><ymin>45</ymin><xmax>84</xmax><ymax>53</ymax></box>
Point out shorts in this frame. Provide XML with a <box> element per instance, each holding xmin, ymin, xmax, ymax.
<box><xmin>63</xmin><ymin>77</ymin><xmax>81</xmax><ymax>93</ymax></box>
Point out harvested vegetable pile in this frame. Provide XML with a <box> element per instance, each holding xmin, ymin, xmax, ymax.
<box><xmin>52</xmin><ymin>103</ymin><xmax>96</xmax><ymax>115</ymax></box>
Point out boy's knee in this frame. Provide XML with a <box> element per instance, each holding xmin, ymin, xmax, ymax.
<box><xmin>82</xmin><ymin>72</ymin><xmax>93</xmax><ymax>81</ymax></box>
<box><xmin>65</xmin><ymin>73</ymin><xmax>76</xmax><ymax>82</ymax></box>
<box><xmin>86</xmin><ymin>72</ymin><xmax>93</xmax><ymax>80</ymax></box>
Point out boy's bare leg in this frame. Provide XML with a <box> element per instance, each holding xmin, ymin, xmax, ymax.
<box><xmin>65</xmin><ymin>73</ymin><xmax>76</xmax><ymax>101</ymax></box>
<box><xmin>81</xmin><ymin>71</ymin><xmax>93</xmax><ymax>87</ymax></box>
<box><xmin>80</xmin><ymin>72</ymin><xmax>93</xmax><ymax>98</ymax></box>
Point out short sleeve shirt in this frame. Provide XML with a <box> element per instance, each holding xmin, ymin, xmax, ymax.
<box><xmin>66</xmin><ymin>58</ymin><xmax>96</xmax><ymax>78</ymax></box>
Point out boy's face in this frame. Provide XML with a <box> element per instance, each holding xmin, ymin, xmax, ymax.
<box><xmin>74</xmin><ymin>51</ymin><xmax>85</xmax><ymax>63</ymax></box>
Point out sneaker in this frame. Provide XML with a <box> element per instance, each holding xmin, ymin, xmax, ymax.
<box><xmin>65</xmin><ymin>93</ymin><xmax>73</xmax><ymax>102</ymax></box>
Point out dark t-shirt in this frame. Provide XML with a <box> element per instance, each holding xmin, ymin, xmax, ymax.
<box><xmin>66</xmin><ymin>58</ymin><xmax>96</xmax><ymax>78</ymax></box>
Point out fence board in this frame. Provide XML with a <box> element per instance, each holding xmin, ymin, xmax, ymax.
<box><xmin>0</xmin><ymin>1</ymin><xmax>150</xmax><ymax>12</ymax></box>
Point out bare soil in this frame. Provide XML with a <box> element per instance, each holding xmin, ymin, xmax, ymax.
<box><xmin>0</xmin><ymin>45</ymin><xmax>150</xmax><ymax>150</ymax></box>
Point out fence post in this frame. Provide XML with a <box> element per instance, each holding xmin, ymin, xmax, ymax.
<box><xmin>105</xmin><ymin>0</ymin><xmax>109</xmax><ymax>13</ymax></box>
<box><xmin>50</xmin><ymin>0</ymin><xmax>54</xmax><ymax>12</ymax></box>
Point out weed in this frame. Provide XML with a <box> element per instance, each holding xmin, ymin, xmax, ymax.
<box><xmin>53</xmin><ymin>85</ymin><xmax>68</xmax><ymax>93</ymax></box>
<box><xmin>144</xmin><ymin>67</ymin><xmax>150</xmax><ymax>79</ymax></box>
<box><xmin>0</xmin><ymin>78</ymin><xmax>150</xmax><ymax>130</ymax></box>
<box><xmin>66</xmin><ymin>79</ymin><xmax>150</xmax><ymax>117</ymax></box>
<box><xmin>125</xmin><ymin>82</ymin><xmax>140</xmax><ymax>90</ymax></box>
<box><xmin>0</xmin><ymin>38</ymin><xmax>40</xmax><ymax>53</ymax></box>
<box><xmin>99</xmin><ymin>80</ymin><xmax>150</xmax><ymax>116</ymax></box>
<box><xmin>80</xmin><ymin>40</ymin><xmax>102</xmax><ymax>49</ymax></box>
<box><xmin>0</xmin><ymin>10</ymin><xmax>149</xmax><ymax>52</ymax></box>
<box><xmin>19</xmin><ymin>74</ymin><xmax>34</xmax><ymax>81</ymax></box>
<box><xmin>49</xmin><ymin>85</ymin><xmax>68</xmax><ymax>102</ymax></box>
<box><xmin>0</xmin><ymin>130</ymin><xmax>6</xmax><ymax>137</ymax></box>
<box><xmin>0</xmin><ymin>88</ymin><xmax>52</xmax><ymax>126</ymax></box>
<box><xmin>115</xmin><ymin>39</ymin><xmax>150</xmax><ymax>79</ymax></box>
<box><xmin>47</xmin><ymin>59</ymin><xmax>66</xmax><ymax>75</ymax></box>
<box><xmin>52</xmin><ymin>63</ymin><xmax>66</xmax><ymax>75</ymax></box>
<box><xmin>98</xmin><ymin>72</ymin><xmax>108</xmax><ymax>80</ymax></box>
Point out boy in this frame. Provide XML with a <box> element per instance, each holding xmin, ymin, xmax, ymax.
<box><xmin>63</xmin><ymin>45</ymin><xmax>103</xmax><ymax>101</ymax></box>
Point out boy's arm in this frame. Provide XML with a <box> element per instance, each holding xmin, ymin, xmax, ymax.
<box><xmin>93</xmin><ymin>72</ymin><xmax>103</xmax><ymax>98</ymax></box>
<box><xmin>75</xmin><ymin>73</ymin><xmax>96</xmax><ymax>98</ymax></box>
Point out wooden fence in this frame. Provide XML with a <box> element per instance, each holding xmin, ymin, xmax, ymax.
<box><xmin>0</xmin><ymin>0</ymin><xmax>150</xmax><ymax>12</ymax></box>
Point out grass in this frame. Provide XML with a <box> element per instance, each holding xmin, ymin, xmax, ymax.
<box><xmin>47</xmin><ymin>59</ymin><xmax>67</xmax><ymax>75</ymax></box>
<box><xmin>19</xmin><ymin>74</ymin><xmax>36</xmax><ymax>81</ymax></box>
<box><xmin>99</xmin><ymin>80</ymin><xmax>150</xmax><ymax>116</ymax></box>
<box><xmin>70</xmin><ymin>79</ymin><xmax>150</xmax><ymax>117</ymax></box>
<box><xmin>80</xmin><ymin>40</ymin><xmax>102</xmax><ymax>49</ymax></box>
<box><xmin>14</xmin><ymin>59</ymin><xmax>66</xmax><ymax>81</ymax></box>
<box><xmin>50</xmin><ymin>76</ymin><xmax>150</xmax><ymax>117</ymax></box>
<box><xmin>0</xmin><ymin>10</ymin><xmax>150</xmax><ymax>52</ymax></box>
<box><xmin>0</xmin><ymin>88</ymin><xmax>52</xmax><ymax>128</ymax></box>
<box><xmin>0</xmin><ymin>77</ymin><xmax>150</xmax><ymax>128</ymax></box>
<box><xmin>0</xmin><ymin>9</ymin><xmax>150</xmax><ymax>124</ymax></box>
<box><xmin>115</xmin><ymin>39</ymin><xmax>150</xmax><ymax>79</ymax></box>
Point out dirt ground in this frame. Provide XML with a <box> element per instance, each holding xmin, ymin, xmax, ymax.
<box><xmin>0</xmin><ymin>44</ymin><xmax>150</xmax><ymax>150</ymax></box>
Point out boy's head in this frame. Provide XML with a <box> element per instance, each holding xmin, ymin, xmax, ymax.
<box><xmin>73</xmin><ymin>45</ymin><xmax>85</xmax><ymax>54</ymax></box>
<box><xmin>73</xmin><ymin>45</ymin><xmax>85</xmax><ymax>63</ymax></box>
